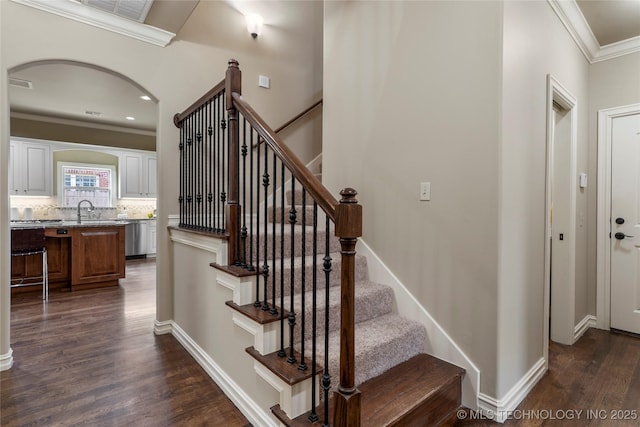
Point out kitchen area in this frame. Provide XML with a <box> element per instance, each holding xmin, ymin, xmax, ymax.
<box><xmin>10</xmin><ymin>136</ymin><xmax>157</xmax><ymax>297</ymax></box>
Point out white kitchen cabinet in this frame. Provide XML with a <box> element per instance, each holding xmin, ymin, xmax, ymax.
<box><xmin>120</xmin><ymin>152</ymin><xmax>157</xmax><ymax>198</ymax></box>
<box><xmin>147</xmin><ymin>219</ymin><xmax>157</xmax><ymax>256</ymax></box>
<box><xmin>10</xmin><ymin>141</ymin><xmax>52</xmax><ymax>196</ymax></box>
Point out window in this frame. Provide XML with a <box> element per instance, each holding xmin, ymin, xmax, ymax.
<box><xmin>57</xmin><ymin>162</ymin><xmax>116</xmax><ymax>207</ymax></box>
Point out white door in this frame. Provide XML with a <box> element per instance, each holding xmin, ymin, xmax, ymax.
<box><xmin>611</xmin><ymin>112</ymin><xmax>640</xmax><ymax>335</ymax></box>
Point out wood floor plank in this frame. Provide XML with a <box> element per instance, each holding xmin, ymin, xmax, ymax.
<box><xmin>448</xmin><ymin>329</ymin><xmax>640</xmax><ymax>426</ymax></box>
<box><xmin>1</xmin><ymin>259</ymin><xmax>251</xmax><ymax>427</ymax></box>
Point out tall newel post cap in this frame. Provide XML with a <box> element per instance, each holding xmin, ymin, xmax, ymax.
<box><xmin>228</xmin><ymin>59</ymin><xmax>239</xmax><ymax>68</ymax></box>
<box><xmin>339</xmin><ymin>188</ymin><xmax>358</xmax><ymax>204</ymax></box>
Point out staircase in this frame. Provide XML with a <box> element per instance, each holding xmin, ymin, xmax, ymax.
<box><xmin>175</xmin><ymin>59</ymin><xmax>466</xmax><ymax>426</ymax></box>
<box><xmin>220</xmin><ymin>186</ymin><xmax>465</xmax><ymax>426</ymax></box>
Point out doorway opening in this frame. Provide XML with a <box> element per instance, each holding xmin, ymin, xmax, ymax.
<box><xmin>544</xmin><ymin>75</ymin><xmax>578</xmax><ymax>362</ymax></box>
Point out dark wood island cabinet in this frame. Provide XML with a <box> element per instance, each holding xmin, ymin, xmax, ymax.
<box><xmin>11</xmin><ymin>223</ymin><xmax>125</xmax><ymax>295</ymax></box>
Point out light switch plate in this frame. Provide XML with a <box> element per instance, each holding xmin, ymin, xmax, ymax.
<box><xmin>420</xmin><ymin>182</ymin><xmax>431</xmax><ymax>201</ymax></box>
<box><xmin>258</xmin><ymin>75</ymin><xmax>270</xmax><ymax>89</ymax></box>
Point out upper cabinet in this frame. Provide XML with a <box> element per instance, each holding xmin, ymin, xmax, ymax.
<box><xmin>120</xmin><ymin>152</ymin><xmax>157</xmax><ymax>198</ymax></box>
<box><xmin>10</xmin><ymin>141</ymin><xmax>52</xmax><ymax>196</ymax></box>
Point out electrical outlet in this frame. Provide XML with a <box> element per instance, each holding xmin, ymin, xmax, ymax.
<box><xmin>420</xmin><ymin>182</ymin><xmax>431</xmax><ymax>201</ymax></box>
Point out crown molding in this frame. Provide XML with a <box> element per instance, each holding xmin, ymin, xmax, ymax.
<box><xmin>10</xmin><ymin>0</ymin><xmax>175</xmax><ymax>47</ymax></box>
<box><xmin>548</xmin><ymin>0</ymin><xmax>640</xmax><ymax>64</ymax></box>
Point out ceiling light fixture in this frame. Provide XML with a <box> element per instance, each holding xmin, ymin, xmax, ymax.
<box><xmin>140</xmin><ymin>95</ymin><xmax>151</xmax><ymax>101</ymax></box>
<box><xmin>245</xmin><ymin>13</ymin><xmax>264</xmax><ymax>39</ymax></box>
<box><xmin>125</xmin><ymin>116</ymin><xmax>136</xmax><ymax>121</ymax></box>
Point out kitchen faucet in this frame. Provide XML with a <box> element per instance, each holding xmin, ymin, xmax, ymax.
<box><xmin>77</xmin><ymin>199</ymin><xmax>94</xmax><ymax>224</ymax></box>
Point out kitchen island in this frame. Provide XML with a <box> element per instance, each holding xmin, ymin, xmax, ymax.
<box><xmin>11</xmin><ymin>221</ymin><xmax>126</xmax><ymax>294</ymax></box>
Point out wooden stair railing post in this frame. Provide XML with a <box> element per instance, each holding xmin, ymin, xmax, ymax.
<box><xmin>226</xmin><ymin>59</ymin><xmax>242</xmax><ymax>266</ymax></box>
<box><xmin>333</xmin><ymin>188</ymin><xmax>362</xmax><ymax>427</ymax></box>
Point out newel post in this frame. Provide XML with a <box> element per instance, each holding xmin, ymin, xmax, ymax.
<box><xmin>333</xmin><ymin>188</ymin><xmax>362</xmax><ymax>427</ymax></box>
<box><xmin>226</xmin><ymin>59</ymin><xmax>241</xmax><ymax>265</ymax></box>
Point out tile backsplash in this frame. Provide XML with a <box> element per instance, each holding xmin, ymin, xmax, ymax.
<box><xmin>10</xmin><ymin>196</ymin><xmax>157</xmax><ymax>220</ymax></box>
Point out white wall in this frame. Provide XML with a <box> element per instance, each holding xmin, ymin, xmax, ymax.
<box><xmin>323</xmin><ymin>0</ymin><xmax>503</xmax><ymax>395</ymax></box>
<box><xmin>0</xmin><ymin>0</ymin><xmax>322</xmax><ymax>368</ymax></box>
<box><xmin>498</xmin><ymin>1</ymin><xmax>589</xmax><ymax>398</ymax></box>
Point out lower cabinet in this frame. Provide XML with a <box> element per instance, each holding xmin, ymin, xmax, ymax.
<box><xmin>10</xmin><ymin>225</ymin><xmax>126</xmax><ymax>295</ymax></box>
<box><xmin>71</xmin><ymin>226</ymin><xmax>126</xmax><ymax>289</ymax></box>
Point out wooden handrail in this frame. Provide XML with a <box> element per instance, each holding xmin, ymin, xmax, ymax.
<box><xmin>232</xmin><ymin>92</ymin><xmax>338</xmax><ymax>222</ymax></box>
<box><xmin>252</xmin><ymin>98</ymin><xmax>323</xmax><ymax>149</ymax></box>
<box><xmin>274</xmin><ymin>98</ymin><xmax>323</xmax><ymax>134</ymax></box>
<box><xmin>173</xmin><ymin>78</ymin><xmax>225</xmax><ymax>127</ymax></box>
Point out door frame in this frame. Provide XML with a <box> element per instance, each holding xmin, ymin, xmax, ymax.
<box><xmin>544</xmin><ymin>75</ymin><xmax>578</xmax><ymax>361</ymax></box>
<box><xmin>596</xmin><ymin>103</ymin><xmax>640</xmax><ymax>330</ymax></box>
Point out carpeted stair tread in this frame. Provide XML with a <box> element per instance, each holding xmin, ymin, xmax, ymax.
<box><xmin>265</xmin><ymin>252</ymin><xmax>368</xmax><ymax>299</ymax></box>
<box><xmin>243</xmin><ymin>222</ymin><xmax>341</xmax><ymax>262</ymax></box>
<box><xmin>292</xmin><ymin>281</ymin><xmax>394</xmax><ymax>344</ymax></box>
<box><xmin>304</xmin><ymin>313</ymin><xmax>427</xmax><ymax>387</ymax></box>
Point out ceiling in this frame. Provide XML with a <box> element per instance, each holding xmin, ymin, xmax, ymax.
<box><xmin>576</xmin><ymin>0</ymin><xmax>640</xmax><ymax>46</ymax></box>
<box><xmin>7</xmin><ymin>0</ymin><xmax>640</xmax><ymax>137</ymax></box>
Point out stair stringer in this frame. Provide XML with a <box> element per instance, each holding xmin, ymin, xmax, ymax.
<box><xmin>357</xmin><ymin>238</ymin><xmax>481</xmax><ymax>410</ymax></box>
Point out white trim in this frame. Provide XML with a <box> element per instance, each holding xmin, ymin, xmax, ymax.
<box><xmin>477</xmin><ymin>358</ymin><xmax>546</xmax><ymax>423</ymax></box>
<box><xmin>10</xmin><ymin>0</ymin><xmax>175</xmax><ymax>47</ymax></box>
<box><xmin>357</xmin><ymin>238</ymin><xmax>480</xmax><ymax>410</ymax></box>
<box><xmin>167</xmin><ymin>214</ymin><xmax>180</xmax><ymax>227</ymax></box>
<box><xmin>596</xmin><ymin>103</ymin><xmax>640</xmax><ymax>330</ymax></box>
<box><xmin>170</xmin><ymin>321</ymin><xmax>277</xmax><ymax>427</ymax></box>
<box><xmin>547</xmin><ymin>0</ymin><xmax>640</xmax><ymax>64</ymax></box>
<box><xmin>574</xmin><ymin>314</ymin><xmax>596</xmax><ymax>341</ymax></box>
<box><xmin>0</xmin><ymin>348</ymin><xmax>14</xmax><ymax>371</ymax></box>
<box><xmin>153</xmin><ymin>319</ymin><xmax>173</xmax><ymax>335</ymax></box>
<box><xmin>544</xmin><ymin>75</ymin><xmax>578</xmax><ymax>352</ymax></box>
<box><xmin>169</xmin><ymin>227</ymin><xmax>225</xmax><ymax>257</ymax></box>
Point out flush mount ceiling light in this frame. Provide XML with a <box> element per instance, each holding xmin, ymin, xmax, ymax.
<box><xmin>125</xmin><ymin>116</ymin><xmax>136</xmax><ymax>121</ymax></box>
<box><xmin>245</xmin><ymin>13</ymin><xmax>264</xmax><ymax>39</ymax></box>
<box><xmin>140</xmin><ymin>95</ymin><xmax>151</xmax><ymax>101</ymax></box>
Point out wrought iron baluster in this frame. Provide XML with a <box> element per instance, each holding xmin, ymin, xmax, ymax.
<box><xmin>196</xmin><ymin>107</ymin><xmax>203</xmax><ymax>229</ymax></box>
<box><xmin>221</xmin><ymin>112</ymin><xmax>227</xmax><ymax>231</ymax></box>
<box><xmin>207</xmin><ymin>100</ymin><xmax>213</xmax><ymax>231</ymax></box>
<box><xmin>254</xmin><ymin>135</ymin><xmax>261</xmax><ymax>308</ymax></box>
<box><xmin>278</xmin><ymin>161</ymin><xmax>286</xmax><ymax>358</ymax></box>
<box><xmin>261</xmin><ymin>144</ymin><xmax>270</xmax><ymax>312</ymax></box>
<box><xmin>308</xmin><ymin>201</ymin><xmax>319</xmax><ymax>423</ymax></box>
<box><xmin>271</xmin><ymin>152</ymin><xmax>277</xmax><ymax>315</ymax></box>
<box><xmin>178</xmin><ymin>122</ymin><xmax>184</xmax><ymax>226</ymax></box>
<box><xmin>187</xmin><ymin>115</ymin><xmax>193</xmax><ymax>226</ymax></box>
<box><xmin>298</xmin><ymin>188</ymin><xmax>308</xmax><ymax>372</ymax></box>
<box><xmin>216</xmin><ymin>96</ymin><xmax>221</xmax><ymax>232</ymax></box>
<box><xmin>240</xmin><ymin>118</ymin><xmax>248</xmax><ymax>266</ymax></box>
<box><xmin>322</xmin><ymin>216</ymin><xmax>332</xmax><ymax>426</ymax></box>
<box><xmin>287</xmin><ymin>179</ymin><xmax>297</xmax><ymax>365</ymax></box>
<box><xmin>248</xmin><ymin>127</ymin><xmax>255</xmax><ymax>272</ymax></box>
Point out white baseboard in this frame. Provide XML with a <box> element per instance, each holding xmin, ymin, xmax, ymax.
<box><xmin>478</xmin><ymin>357</ymin><xmax>546</xmax><ymax>423</ymax></box>
<box><xmin>170</xmin><ymin>321</ymin><xmax>277</xmax><ymax>427</ymax></box>
<box><xmin>574</xmin><ymin>314</ymin><xmax>596</xmax><ymax>342</ymax></box>
<box><xmin>153</xmin><ymin>319</ymin><xmax>173</xmax><ymax>335</ymax></box>
<box><xmin>357</xmin><ymin>238</ymin><xmax>480</xmax><ymax>409</ymax></box>
<box><xmin>0</xmin><ymin>348</ymin><xmax>13</xmax><ymax>371</ymax></box>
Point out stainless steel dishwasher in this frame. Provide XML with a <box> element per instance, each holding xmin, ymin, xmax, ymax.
<box><xmin>125</xmin><ymin>220</ymin><xmax>148</xmax><ymax>259</ymax></box>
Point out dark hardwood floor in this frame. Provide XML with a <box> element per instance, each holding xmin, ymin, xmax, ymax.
<box><xmin>450</xmin><ymin>329</ymin><xmax>640</xmax><ymax>426</ymax></box>
<box><xmin>1</xmin><ymin>258</ymin><xmax>251</xmax><ymax>427</ymax></box>
<box><xmin>4</xmin><ymin>259</ymin><xmax>640</xmax><ymax>426</ymax></box>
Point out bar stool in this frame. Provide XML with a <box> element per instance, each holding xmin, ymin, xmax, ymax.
<box><xmin>10</xmin><ymin>227</ymin><xmax>48</xmax><ymax>301</ymax></box>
